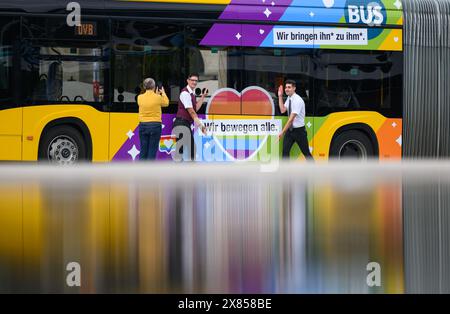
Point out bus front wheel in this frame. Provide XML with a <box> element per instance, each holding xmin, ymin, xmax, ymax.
<box><xmin>329</xmin><ymin>130</ymin><xmax>375</xmax><ymax>160</ymax></box>
<box><xmin>38</xmin><ymin>125</ymin><xmax>87</xmax><ymax>165</ymax></box>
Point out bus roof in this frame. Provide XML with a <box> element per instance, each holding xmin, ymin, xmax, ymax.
<box><xmin>0</xmin><ymin>0</ymin><xmax>403</xmax><ymax>29</ymax></box>
<box><xmin>0</xmin><ymin>0</ymin><xmax>403</xmax><ymax>14</ymax></box>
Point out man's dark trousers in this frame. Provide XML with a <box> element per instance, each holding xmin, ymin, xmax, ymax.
<box><xmin>282</xmin><ymin>126</ymin><xmax>313</xmax><ymax>160</ymax></box>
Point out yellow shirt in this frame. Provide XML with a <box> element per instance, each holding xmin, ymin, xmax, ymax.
<box><xmin>138</xmin><ymin>90</ymin><xmax>169</xmax><ymax>122</ymax></box>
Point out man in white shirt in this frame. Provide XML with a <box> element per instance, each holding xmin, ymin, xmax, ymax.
<box><xmin>172</xmin><ymin>73</ymin><xmax>207</xmax><ymax>161</ymax></box>
<box><xmin>277</xmin><ymin>80</ymin><xmax>313</xmax><ymax>161</ymax></box>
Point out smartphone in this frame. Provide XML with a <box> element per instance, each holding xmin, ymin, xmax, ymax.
<box><xmin>157</xmin><ymin>81</ymin><xmax>163</xmax><ymax>89</ymax></box>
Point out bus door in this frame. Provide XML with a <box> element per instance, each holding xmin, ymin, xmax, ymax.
<box><xmin>20</xmin><ymin>39</ymin><xmax>110</xmax><ymax>161</ymax></box>
<box><xmin>18</xmin><ymin>17</ymin><xmax>110</xmax><ymax>162</ymax></box>
<box><xmin>109</xmin><ymin>20</ymin><xmax>185</xmax><ymax>162</ymax></box>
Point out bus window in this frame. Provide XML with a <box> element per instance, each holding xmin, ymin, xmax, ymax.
<box><xmin>312</xmin><ymin>50</ymin><xmax>402</xmax><ymax>118</ymax></box>
<box><xmin>0</xmin><ymin>17</ymin><xmax>21</xmax><ymax>161</ymax></box>
<box><xmin>21</xmin><ymin>43</ymin><xmax>108</xmax><ymax>107</ymax></box>
<box><xmin>185</xmin><ymin>23</ymin><xmax>243</xmax><ymax>115</ymax></box>
<box><xmin>112</xmin><ymin>20</ymin><xmax>184</xmax><ymax>113</ymax></box>
<box><xmin>243</xmin><ymin>48</ymin><xmax>312</xmax><ymax>116</ymax></box>
<box><xmin>0</xmin><ymin>18</ymin><xmax>19</xmax><ymax>108</ymax></box>
<box><xmin>0</xmin><ymin>46</ymin><xmax>12</xmax><ymax>102</ymax></box>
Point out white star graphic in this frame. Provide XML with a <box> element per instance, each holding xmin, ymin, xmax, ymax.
<box><xmin>204</xmin><ymin>141</ymin><xmax>211</xmax><ymax>149</ymax></box>
<box><xmin>309</xmin><ymin>11</ymin><xmax>315</xmax><ymax>17</ymax></box>
<box><xmin>394</xmin><ymin>0</ymin><xmax>402</xmax><ymax>10</ymax></box>
<box><xmin>264</xmin><ymin>8</ymin><xmax>272</xmax><ymax>18</ymax></box>
<box><xmin>306</xmin><ymin>121</ymin><xmax>312</xmax><ymax>128</ymax></box>
<box><xmin>262</xmin><ymin>0</ymin><xmax>265</xmax><ymax>2</ymax></box>
<box><xmin>396</xmin><ymin>135</ymin><xmax>402</xmax><ymax>146</ymax></box>
<box><xmin>162</xmin><ymin>124</ymin><xmax>165</xmax><ymax>129</ymax></box>
<box><xmin>392</xmin><ymin>122</ymin><xmax>397</xmax><ymax>128</ymax></box>
<box><xmin>309</xmin><ymin>146</ymin><xmax>313</xmax><ymax>153</ymax></box>
<box><xmin>236</xmin><ymin>32</ymin><xmax>242</xmax><ymax>40</ymax></box>
<box><xmin>128</xmin><ymin>145</ymin><xmax>140</xmax><ymax>161</ymax></box>
<box><xmin>271</xmin><ymin>1</ymin><xmax>275</xmax><ymax>6</ymax></box>
<box><xmin>126</xmin><ymin>129</ymin><xmax>134</xmax><ymax>139</ymax></box>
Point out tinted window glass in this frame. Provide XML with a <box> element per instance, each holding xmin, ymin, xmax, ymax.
<box><xmin>243</xmin><ymin>48</ymin><xmax>312</xmax><ymax>116</ymax></box>
<box><xmin>185</xmin><ymin>23</ymin><xmax>242</xmax><ymax>115</ymax></box>
<box><xmin>21</xmin><ymin>42</ymin><xmax>109</xmax><ymax>109</ymax></box>
<box><xmin>312</xmin><ymin>50</ymin><xmax>402</xmax><ymax>117</ymax></box>
<box><xmin>0</xmin><ymin>17</ymin><xmax>20</xmax><ymax>108</ymax></box>
<box><xmin>112</xmin><ymin>20</ymin><xmax>183</xmax><ymax>113</ymax></box>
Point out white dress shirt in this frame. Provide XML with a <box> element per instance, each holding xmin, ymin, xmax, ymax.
<box><xmin>179</xmin><ymin>86</ymin><xmax>195</xmax><ymax>109</ymax></box>
<box><xmin>284</xmin><ymin>93</ymin><xmax>305</xmax><ymax>128</ymax></box>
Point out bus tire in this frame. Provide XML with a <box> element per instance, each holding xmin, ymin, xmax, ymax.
<box><xmin>38</xmin><ymin>125</ymin><xmax>87</xmax><ymax>165</ymax></box>
<box><xmin>329</xmin><ymin>130</ymin><xmax>375</xmax><ymax>160</ymax></box>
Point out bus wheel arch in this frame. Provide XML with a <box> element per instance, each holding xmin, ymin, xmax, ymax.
<box><xmin>38</xmin><ymin>118</ymin><xmax>93</xmax><ymax>163</ymax></box>
<box><xmin>329</xmin><ymin>124</ymin><xmax>379</xmax><ymax>159</ymax></box>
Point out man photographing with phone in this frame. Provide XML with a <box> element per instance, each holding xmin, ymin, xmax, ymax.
<box><xmin>172</xmin><ymin>73</ymin><xmax>208</xmax><ymax>161</ymax></box>
<box><xmin>137</xmin><ymin>78</ymin><xmax>169</xmax><ymax>160</ymax></box>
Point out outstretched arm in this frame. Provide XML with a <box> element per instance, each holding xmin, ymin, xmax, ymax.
<box><xmin>187</xmin><ymin>108</ymin><xmax>206</xmax><ymax>134</ymax></box>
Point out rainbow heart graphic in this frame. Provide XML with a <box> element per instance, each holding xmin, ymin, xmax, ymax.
<box><xmin>159</xmin><ymin>135</ymin><xmax>177</xmax><ymax>155</ymax></box>
<box><xmin>198</xmin><ymin>86</ymin><xmax>280</xmax><ymax>161</ymax></box>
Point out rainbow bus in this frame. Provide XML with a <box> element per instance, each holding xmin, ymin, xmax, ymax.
<box><xmin>0</xmin><ymin>0</ymin><xmax>403</xmax><ymax>164</ymax></box>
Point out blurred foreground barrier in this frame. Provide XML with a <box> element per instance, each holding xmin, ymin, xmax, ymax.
<box><xmin>0</xmin><ymin>161</ymin><xmax>449</xmax><ymax>293</ymax></box>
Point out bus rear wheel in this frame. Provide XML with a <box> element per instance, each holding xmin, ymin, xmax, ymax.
<box><xmin>38</xmin><ymin>126</ymin><xmax>87</xmax><ymax>165</ymax></box>
<box><xmin>330</xmin><ymin>130</ymin><xmax>375</xmax><ymax>160</ymax></box>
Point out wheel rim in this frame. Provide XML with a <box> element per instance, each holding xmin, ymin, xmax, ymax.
<box><xmin>47</xmin><ymin>135</ymin><xmax>79</xmax><ymax>165</ymax></box>
<box><xmin>338</xmin><ymin>140</ymin><xmax>368</xmax><ymax>159</ymax></box>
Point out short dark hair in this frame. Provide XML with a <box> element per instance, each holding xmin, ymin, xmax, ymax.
<box><xmin>188</xmin><ymin>73</ymin><xmax>199</xmax><ymax>79</ymax></box>
<box><xmin>285</xmin><ymin>79</ymin><xmax>296</xmax><ymax>87</ymax></box>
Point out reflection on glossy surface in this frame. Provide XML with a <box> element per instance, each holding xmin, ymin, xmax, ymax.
<box><xmin>0</xmin><ymin>162</ymin><xmax>448</xmax><ymax>293</ymax></box>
